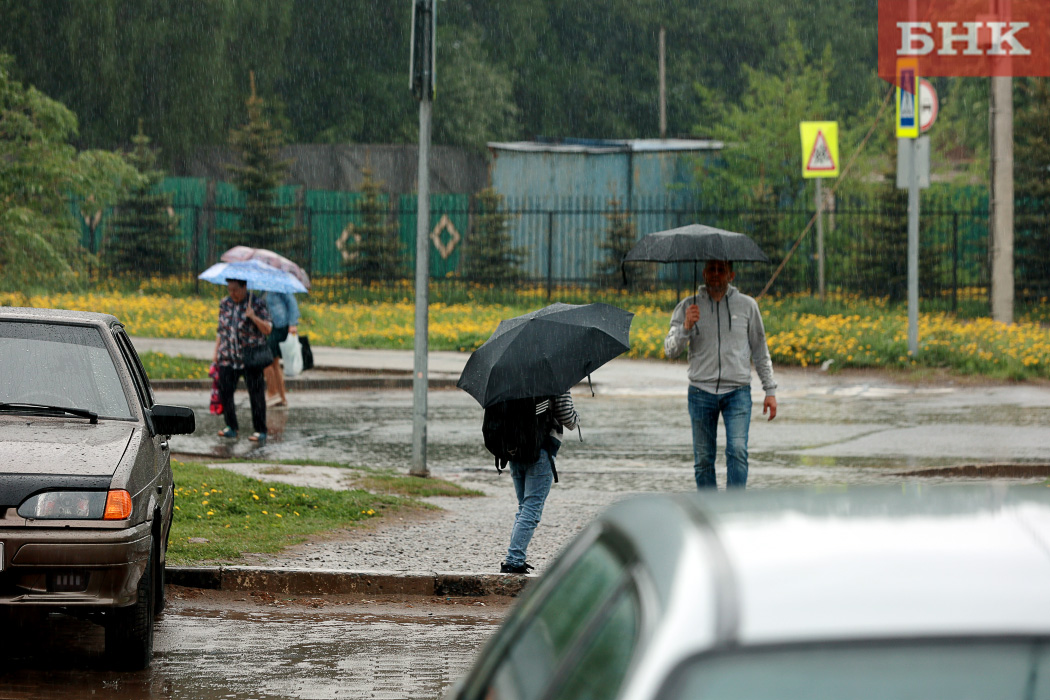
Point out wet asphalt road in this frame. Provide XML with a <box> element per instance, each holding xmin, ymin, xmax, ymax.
<box><xmin>5</xmin><ymin>368</ymin><xmax>1050</xmax><ymax>699</ymax></box>
<box><xmin>164</xmin><ymin>368</ymin><xmax>1050</xmax><ymax>485</ymax></box>
<box><xmin>0</xmin><ymin>589</ymin><xmax>508</xmax><ymax>700</ymax></box>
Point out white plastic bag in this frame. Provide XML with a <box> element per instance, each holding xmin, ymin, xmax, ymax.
<box><xmin>279</xmin><ymin>331</ymin><xmax>304</xmax><ymax>377</ymax></box>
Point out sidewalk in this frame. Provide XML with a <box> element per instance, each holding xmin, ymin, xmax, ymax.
<box><xmin>133</xmin><ymin>335</ymin><xmax>687</xmax><ymax>392</ymax></box>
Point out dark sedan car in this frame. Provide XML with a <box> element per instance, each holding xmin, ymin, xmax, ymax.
<box><xmin>0</xmin><ymin>307</ymin><xmax>195</xmax><ymax>669</ymax></box>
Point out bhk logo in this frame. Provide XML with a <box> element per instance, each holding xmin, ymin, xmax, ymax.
<box><xmin>879</xmin><ymin>0</ymin><xmax>1050</xmax><ymax>81</ymax></box>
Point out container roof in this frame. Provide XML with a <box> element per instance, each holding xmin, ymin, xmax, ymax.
<box><xmin>487</xmin><ymin>138</ymin><xmax>724</xmax><ymax>154</ymax></box>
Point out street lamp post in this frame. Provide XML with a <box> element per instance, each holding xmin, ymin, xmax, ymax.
<box><xmin>409</xmin><ymin>0</ymin><xmax>435</xmax><ymax>477</ymax></box>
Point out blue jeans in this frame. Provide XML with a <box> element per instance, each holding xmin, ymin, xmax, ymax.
<box><xmin>505</xmin><ymin>440</ymin><xmax>559</xmax><ymax>567</ymax></box>
<box><xmin>688</xmin><ymin>385</ymin><xmax>752</xmax><ymax>489</ymax></box>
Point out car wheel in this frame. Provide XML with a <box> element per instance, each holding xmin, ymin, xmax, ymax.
<box><xmin>105</xmin><ymin>538</ymin><xmax>155</xmax><ymax>670</ymax></box>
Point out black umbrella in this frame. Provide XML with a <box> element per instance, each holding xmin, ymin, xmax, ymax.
<box><xmin>621</xmin><ymin>224</ymin><xmax>770</xmax><ymax>293</ymax></box>
<box><xmin>457</xmin><ymin>302</ymin><xmax>634</xmax><ymax>408</ymax></box>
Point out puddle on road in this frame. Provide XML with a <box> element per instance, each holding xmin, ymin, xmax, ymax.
<box><xmin>897</xmin><ymin>463</ymin><xmax>1050</xmax><ymax>479</ymax></box>
<box><xmin>0</xmin><ymin>601</ymin><xmax>501</xmax><ymax>700</ymax></box>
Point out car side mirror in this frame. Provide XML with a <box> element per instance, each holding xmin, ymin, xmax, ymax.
<box><xmin>150</xmin><ymin>404</ymin><xmax>196</xmax><ymax>435</ymax></box>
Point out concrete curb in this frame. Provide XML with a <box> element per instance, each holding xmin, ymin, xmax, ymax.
<box><xmin>166</xmin><ymin>565</ymin><xmax>529</xmax><ymax>597</ymax></box>
<box><xmin>153</xmin><ymin>375</ymin><xmax>461</xmax><ymax>391</ymax></box>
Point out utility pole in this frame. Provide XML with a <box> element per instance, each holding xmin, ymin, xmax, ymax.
<box><xmin>988</xmin><ymin>0</ymin><xmax>1014</xmax><ymax>324</ymax></box>
<box><xmin>658</xmin><ymin>26</ymin><xmax>667</xmax><ymax>139</ymax></box>
<box><xmin>409</xmin><ymin>0</ymin><xmax>435</xmax><ymax>477</ymax></box>
<box><xmin>989</xmin><ymin>75</ymin><xmax>1014</xmax><ymax>323</ymax></box>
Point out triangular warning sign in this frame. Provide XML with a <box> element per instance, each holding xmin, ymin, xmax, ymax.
<box><xmin>806</xmin><ymin>130</ymin><xmax>836</xmax><ymax>172</ymax></box>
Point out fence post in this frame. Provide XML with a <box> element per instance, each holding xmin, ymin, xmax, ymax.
<box><xmin>191</xmin><ymin>203</ymin><xmax>201</xmax><ymax>294</ymax></box>
<box><xmin>952</xmin><ymin>212</ymin><xmax>959</xmax><ymax>312</ymax></box>
<box><xmin>546</xmin><ymin>211</ymin><xmax>554</xmax><ymax>301</ymax></box>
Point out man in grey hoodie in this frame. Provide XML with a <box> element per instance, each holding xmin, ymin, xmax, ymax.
<box><xmin>664</xmin><ymin>260</ymin><xmax>777</xmax><ymax>489</ymax></box>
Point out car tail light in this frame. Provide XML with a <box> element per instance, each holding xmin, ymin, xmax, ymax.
<box><xmin>103</xmin><ymin>490</ymin><xmax>133</xmax><ymax>520</ymax></box>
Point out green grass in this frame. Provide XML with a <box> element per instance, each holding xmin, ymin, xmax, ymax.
<box><xmin>139</xmin><ymin>351</ymin><xmax>210</xmax><ymax>380</ymax></box>
<box><xmin>167</xmin><ymin>459</ymin><xmax>476</xmax><ymax>564</ymax></box>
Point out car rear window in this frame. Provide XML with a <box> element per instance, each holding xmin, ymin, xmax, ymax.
<box><xmin>0</xmin><ymin>321</ymin><xmax>133</xmax><ymax>420</ymax></box>
<box><xmin>663</xmin><ymin>640</ymin><xmax>1050</xmax><ymax>700</ymax></box>
<box><xmin>480</xmin><ymin>538</ymin><xmax>641</xmax><ymax>700</ymax></box>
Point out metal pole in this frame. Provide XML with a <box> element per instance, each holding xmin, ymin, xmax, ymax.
<box><xmin>952</xmin><ymin>212</ymin><xmax>959</xmax><ymax>313</ymax></box>
<box><xmin>907</xmin><ymin>137</ymin><xmax>919</xmax><ymax>356</ymax></box>
<box><xmin>816</xmin><ymin>178</ymin><xmax>825</xmax><ymax>303</ymax></box>
<box><xmin>411</xmin><ymin>91</ymin><xmax>431</xmax><ymax>477</ymax></box>
<box><xmin>546</xmin><ymin>211</ymin><xmax>554</xmax><ymax>301</ymax></box>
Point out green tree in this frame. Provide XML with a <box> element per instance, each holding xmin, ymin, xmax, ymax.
<box><xmin>0</xmin><ymin>54</ymin><xmax>137</xmax><ymax>292</ymax></box>
<box><xmin>345</xmin><ymin>168</ymin><xmax>402</xmax><ymax>284</ymax></box>
<box><xmin>432</xmin><ymin>28</ymin><xmax>519</xmax><ymax>151</ymax></box>
<box><xmin>220</xmin><ymin>73</ymin><xmax>307</xmax><ymax>261</ymax></box>
<box><xmin>697</xmin><ymin>31</ymin><xmax>837</xmax><ymax>204</ymax></box>
<box><xmin>597</xmin><ymin>200</ymin><xmax>653</xmax><ymax>290</ymax></box>
<box><xmin>464</xmin><ymin>188</ymin><xmax>523</xmax><ymax>284</ymax></box>
<box><xmin>104</xmin><ymin>122</ymin><xmax>183</xmax><ymax>277</ymax></box>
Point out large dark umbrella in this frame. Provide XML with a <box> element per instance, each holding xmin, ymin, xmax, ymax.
<box><xmin>622</xmin><ymin>224</ymin><xmax>770</xmax><ymax>292</ymax></box>
<box><xmin>457</xmin><ymin>303</ymin><xmax>634</xmax><ymax>408</ymax></box>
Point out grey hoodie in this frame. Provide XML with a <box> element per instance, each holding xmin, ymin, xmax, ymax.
<box><xmin>664</xmin><ymin>285</ymin><xmax>776</xmax><ymax>396</ymax></box>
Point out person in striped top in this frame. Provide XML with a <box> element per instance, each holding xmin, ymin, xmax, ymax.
<box><xmin>501</xmin><ymin>392</ymin><xmax>580</xmax><ymax>575</ymax></box>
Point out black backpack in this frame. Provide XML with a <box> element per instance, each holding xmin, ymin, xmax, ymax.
<box><xmin>483</xmin><ymin>397</ymin><xmax>557</xmax><ymax>479</ymax></box>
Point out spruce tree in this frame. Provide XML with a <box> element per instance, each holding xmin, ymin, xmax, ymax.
<box><xmin>464</xmin><ymin>187</ymin><xmax>523</xmax><ymax>284</ymax></box>
<box><xmin>346</xmin><ymin>167</ymin><xmax>402</xmax><ymax>283</ymax></box>
<box><xmin>221</xmin><ymin>72</ymin><xmax>306</xmax><ymax>261</ymax></box>
<box><xmin>598</xmin><ymin>200</ymin><xmax>653</xmax><ymax>290</ymax></box>
<box><xmin>740</xmin><ymin>182</ymin><xmax>784</xmax><ymax>293</ymax></box>
<box><xmin>104</xmin><ymin>121</ymin><xmax>183</xmax><ymax>276</ymax></box>
<box><xmin>849</xmin><ymin>181</ymin><xmax>909</xmax><ymax>301</ymax></box>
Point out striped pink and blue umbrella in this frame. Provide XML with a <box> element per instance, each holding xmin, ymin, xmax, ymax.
<box><xmin>198</xmin><ymin>259</ymin><xmax>308</xmax><ymax>294</ymax></box>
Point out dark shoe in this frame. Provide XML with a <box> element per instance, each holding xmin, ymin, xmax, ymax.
<box><xmin>217</xmin><ymin>426</ymin><xmax>237</xmax><ymax>438</ymax></box>
<box><xmin>500</xmin><ymin>562</ymin><xmax>534</xmax><ymax>575</ymax></box>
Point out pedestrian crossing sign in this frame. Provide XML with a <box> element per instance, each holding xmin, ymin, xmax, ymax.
<box><xmin>896</xmin><ymin>58</ymin><xmax>919</xmax><ymax>138</ymax></box>
<box><xmin>799</xmin><ymin>121</ymin><xmax>839</xmax><ymax>178</ymax></box>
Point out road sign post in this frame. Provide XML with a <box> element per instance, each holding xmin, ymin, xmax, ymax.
<box><xmin>895</xmin><ymin>58</ymin><xmax>921</xmax><ymax>356</ymax></box>
<box><xmin>800</xmin><ymin>121</ymin><xmax>839</xmax><ymax>303</ymax></box>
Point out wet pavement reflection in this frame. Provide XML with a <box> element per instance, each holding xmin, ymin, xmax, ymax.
<box><xmin>0</xmin><ymin>590</ymin><xmax>505</xmax><ymax>700</ymax></box>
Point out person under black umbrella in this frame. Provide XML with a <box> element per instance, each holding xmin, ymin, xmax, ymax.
<box><xmin>664</xmin><ymin>260</ymin><xmax>777</xmax><ymax>490</ymax></box>
<box><xmin>457</xmin><ymin>302</ymin><xmax>633</xmax><ymax>574</ymax></box>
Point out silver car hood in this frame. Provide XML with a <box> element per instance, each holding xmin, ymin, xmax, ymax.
<box><xmin>0</xmin><ymin>418</ymin><xmax>134</xmax><ymax>476</ymax></box>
